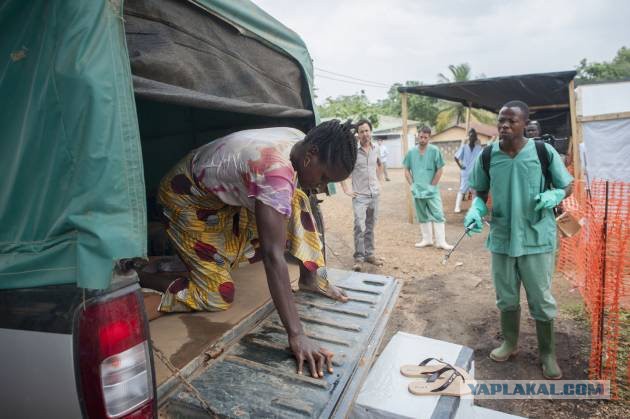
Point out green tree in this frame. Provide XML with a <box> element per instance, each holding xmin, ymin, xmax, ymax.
<box><xmin>378</xmin><ymin>81</ymin><xmax>440</xmax><ymax>126</ymax></box>
<box><xmin>577</xmin><ymin>46</ymin><xmax>630</xmax><ymax>81</ymax></box>
<box><xmin>435</xmin><ymin>63</ymin><xmax>496</xmax><ymax>131</ymax></box>
<box><xmin>437</xmin><ymin>63</ymin><xmax>472</xmax><ymax>83</ymax></box>
<box><xmin>317</xmin><ymin>91</ymin><xmax>380</xmax><ymax>127</ymax></box>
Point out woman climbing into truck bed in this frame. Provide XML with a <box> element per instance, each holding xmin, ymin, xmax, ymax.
<box><xmin>141</xmin><ymin>119</ymin><xmax>357</xmax><ymax>378</ymax></box>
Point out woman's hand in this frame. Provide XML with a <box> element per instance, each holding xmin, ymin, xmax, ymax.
<box><xmin>289</xmin><ymin>333</ymin><xmax>334</xmax><ymax>378</ymax></box>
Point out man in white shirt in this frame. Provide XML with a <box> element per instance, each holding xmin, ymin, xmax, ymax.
<box><xmin>377</xmin><ymin>138</ymin><xmax>391</xmax><ymax>181</ymax></box>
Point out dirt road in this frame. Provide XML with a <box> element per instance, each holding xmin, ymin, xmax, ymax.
<box><xmin>320</xmin><ymin>162</ymin><xmax>626</xmax><ymax>418</ymax></box>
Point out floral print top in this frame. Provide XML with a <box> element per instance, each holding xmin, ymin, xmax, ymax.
<box><xmin>191</xmin><ymin>127</ymin><xmax>304</xmax><ymax>217</ymax></box>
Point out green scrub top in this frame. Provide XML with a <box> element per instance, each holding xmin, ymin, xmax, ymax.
<box><xmin>469</xmin><ymin>139</ymin><xmax>573</xmax><ymax>257</ymax></box>
<box><xmin>403</xmin><ymin>144</ymin><xmax>445</xmax><ymax>199</ymax></box>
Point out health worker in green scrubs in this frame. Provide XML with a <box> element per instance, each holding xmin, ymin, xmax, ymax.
<box><xmin>466</xmin><ymin>100</ymin><xmax>573</xmax><ymax>379</ymax></box>
<box><xmin>403</xmin><ymin>126</ymin><xmax>453</xmax><ymax>250</ymax></box>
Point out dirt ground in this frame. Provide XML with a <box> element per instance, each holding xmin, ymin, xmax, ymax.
<box><xmin>320</xmin><ymin>162</ymin><xmax>628</xmax><ymax>418</ymax></box>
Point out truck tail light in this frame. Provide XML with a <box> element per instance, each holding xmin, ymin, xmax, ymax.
<box><xmin>77</xmin><ymin>291</ymin><xmax>156</xmax><ymax>418</ymax></box>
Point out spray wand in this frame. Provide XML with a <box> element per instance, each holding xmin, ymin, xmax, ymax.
<box><xmin>441</xmin><ymin>220</ymin><xmax>483</xmax><ymax>265</ymax></box>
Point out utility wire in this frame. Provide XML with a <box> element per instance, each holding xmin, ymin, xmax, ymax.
<box><xmin>315</xmin><ymin>74</ymin><xmax>390</xmax><ymax>89</ymax></box>
<box><xmin>315</xmin><ymin>67</ymin><xmax>390</xmax><ymax>86</ymax></box>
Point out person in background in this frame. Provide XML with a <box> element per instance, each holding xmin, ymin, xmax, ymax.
<box><xmin>403</xmin><ymin>126</ymin><xmax>453</xmax><ymax>250</ymax></box>
<box><xmin>454</xmin><ymin>128</ymin><xmax>483</xmax><ymax>213</ymax></box>
<box><xmin>525</xmin><ymin>120</ymin><xmax>542</xmax><ymax>138</ymax></box>
<box><xmin>341</xmin><ymin>119</ymin><xmax>384</xmax><ymax>272</ymax></box>
<box><xmin>466</xmin><ymin>100</ymin><xmax>573</xmax><ymax>379</ymax></box>
<box><xmin>527</xmin><ymin>120</ymin><xmax>570</xmax><ymax>166</ymax></box>
<box><xmin>377</xmin><ymin>138</ymin><xmax>391</xmax><ymax>181</ymax></box>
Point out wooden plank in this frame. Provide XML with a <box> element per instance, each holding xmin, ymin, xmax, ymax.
<box><xmin>568</xmin><ymin>80</ymin><xmax>582</xmax><ymax>180</ymax></box>
<box><xmin>463</xmin><ymin>104</ymin><xmax>471</xmax><ymax>147</ymax></box>
<box><xmin>401</xmin><ymin>92</ymin><xmax>414</xmax><ymax>224</ymax></box>
<box><xmin>578</xmin><ymin>111</ymin><xmax>630</xmax><ymax>123</ymax></box>
<box><xmin>529</xmin><ymin>104</ymin><xmax>569</xmax><ymax>111</ymax></box>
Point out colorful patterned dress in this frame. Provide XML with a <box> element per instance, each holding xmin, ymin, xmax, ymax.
<box><xmin>156</xmin><ymin>128</ymin><xmax>325</xmax><ymax>312</ymax></box>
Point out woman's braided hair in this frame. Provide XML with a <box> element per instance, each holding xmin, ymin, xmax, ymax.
<box><xmin>303</xmin><ymin>119</ymin><xmax>358</xmax><ymax>174</ymax></box>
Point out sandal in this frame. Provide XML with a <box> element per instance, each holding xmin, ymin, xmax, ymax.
<box><xmin>400</xmin><ymin>357</ymin><xmax>471</xmax><ymax>380</ymax></box>
<box><xmin>408</xmin><ymin>366</ymin><xmax>473</xmax><ymax>397</ymax></box>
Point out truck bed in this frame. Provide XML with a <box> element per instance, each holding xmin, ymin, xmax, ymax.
<box><xmin>149</xmin><ymin>262</ymin><xmax>301</xmax><ymax>386</ymax></box>
<box><xmin>156</xmin><ymin>268</ymin><xmax>400</xmax><ymax>418</ymax></box>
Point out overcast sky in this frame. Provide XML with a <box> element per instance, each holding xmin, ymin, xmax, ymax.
<box><xmin>253</xmin><ymin>0</ymin><xmax>629</xmax><ymax>104</ymax></box>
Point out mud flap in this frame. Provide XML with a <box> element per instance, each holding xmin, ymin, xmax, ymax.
<box><xmin>160</xmin><ymin>268</ymin><xmax>401</xmax><ymax>418</ymax></box>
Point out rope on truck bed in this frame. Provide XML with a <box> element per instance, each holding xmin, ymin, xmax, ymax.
<box><xmin>151</xmin><ymin>340</ymin><xmax>218</xmax><ymax>418</ymax></box>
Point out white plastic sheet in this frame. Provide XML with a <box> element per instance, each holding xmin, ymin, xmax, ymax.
<box><xmin>581</xmin><ymin>118</ymin><xmax>630</xmax><ymax>182</ymax></box>
<box><xmin>578</xmin><ymin>81</ymin><xmax>630</xmax><ymax>117</ymax></box>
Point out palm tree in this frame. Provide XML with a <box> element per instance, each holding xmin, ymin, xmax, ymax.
<box><xmin>437</xmin><ymin>63</ymin><xmax>472</xmax><ymax>84</ymax></box>
<box><xmin>435</xmin><ymin>63</ymin><xmax>495</xmax><ymax>131</ymax></box>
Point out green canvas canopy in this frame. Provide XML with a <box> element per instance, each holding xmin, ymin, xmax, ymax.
<box><xmin>0</xmin><ymin>0</ymin><xmax>316</xmax><ymax>290</ymax></box>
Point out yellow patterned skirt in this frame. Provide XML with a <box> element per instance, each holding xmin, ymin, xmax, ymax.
<box><xmin>156</xmin><ymin>156</ymin><xmax>326</xmax><ymax>312</ymax></box>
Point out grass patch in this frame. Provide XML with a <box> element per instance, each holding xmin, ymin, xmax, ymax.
<box><xmin>561</xmin><ymin>302</ymin><xmax>589</xmax><ymax>324</ymax></box>
<box><xmin>614</xmin><ymin>309</ymin><xmax>629</xmax><ymax>401</ymax></box>
<box><xmin>561</xmin><ymin>302</ymin><xmax>629</xmax><ymax>401</ymax></box>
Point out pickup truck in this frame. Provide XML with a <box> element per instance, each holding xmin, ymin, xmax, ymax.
<box><xmin>0</xmin><ymin>1</ymin><xmax>398</xmax><ymax>417</ymax></box>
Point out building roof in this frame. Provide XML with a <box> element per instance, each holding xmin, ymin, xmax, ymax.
<box><xmin>321</xmin><ymin>115</ymin><xmax>420</xmax><ymax>134</ymax></box>
<box><xmin>372</xmin><ymin>115</ymin><xmax>420</xmax><ymax>133</ymax></box>
<box><xmin>451</xmin><ymin>121</ymin><xmax>497</xmax><ymax>137</ymax></box>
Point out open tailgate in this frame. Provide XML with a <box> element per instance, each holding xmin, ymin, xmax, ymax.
<box><xmin>159</xmin><ymin>268</ymin><xmax>400</xmax><ymax>418</ymax></box>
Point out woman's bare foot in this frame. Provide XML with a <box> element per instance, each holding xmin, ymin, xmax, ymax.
<box><xmin>298</xmin><ymin>264</ymin><xmax>348</xmax><ymax>302</ymax></box>
<box><xmin>298</xmin><ymin>280</ymin><xmax>349</xmax><ymax>302</ymax></box>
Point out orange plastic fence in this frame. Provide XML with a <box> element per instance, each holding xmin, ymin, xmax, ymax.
<box><xmin>557</xmin><ymin>179</ymin><xmax>629</xmax><ymax>399</ymax></box>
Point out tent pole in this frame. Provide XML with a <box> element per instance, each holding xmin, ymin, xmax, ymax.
<box><xmin>598</xmin><ymin>181</ymin><xmax>609</xmax><ymax>378</ymax></box>
<box><xmin>465</xmin><ymin>104</ymin><xmax>471</xmax><ymax>132</ymax></box>
<box><xmin>568</xmin><ymin>79</ymin><xmax>582</xmax><ymax>180</ymax></box>
<box><xmin>401</xmin><ymin>92</ymin><xmax>413</xmax><ymax>224</ymax></box>
<box><xmin>463</xmin><ymin>103</ymin><xmax>471</xmax><ymax>146</ymax></box>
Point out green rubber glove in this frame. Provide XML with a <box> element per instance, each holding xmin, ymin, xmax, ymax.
<box><xmin>534</xmin><ymin>189</ymin><xmax>566</xmax><ymax>211</ymax></box>
<box><xmin>464</xmin><ymin>197</ymin><xmax>488</xmax><ymax>236</ymax></box>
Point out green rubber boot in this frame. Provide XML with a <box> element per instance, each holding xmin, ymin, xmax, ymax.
<box><xmin>489</xmin><ymin>309</ymin><xmax>520</xmax><ymax>362</ymax></box>
<box><xmin>536</xmin><ymin>320</ymin><xmax>563</xmax><ymax>379</ymax></box>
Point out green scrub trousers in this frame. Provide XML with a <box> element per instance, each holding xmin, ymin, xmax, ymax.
<box><xmin>491</xmin><ymin>251</ymin><xmax>557</xmax><ymax>321</ymax></box>
<box><xmin>413</xmin><ymin>193</ymin><xmax>445</xmax><ymax>223</ymax></box>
